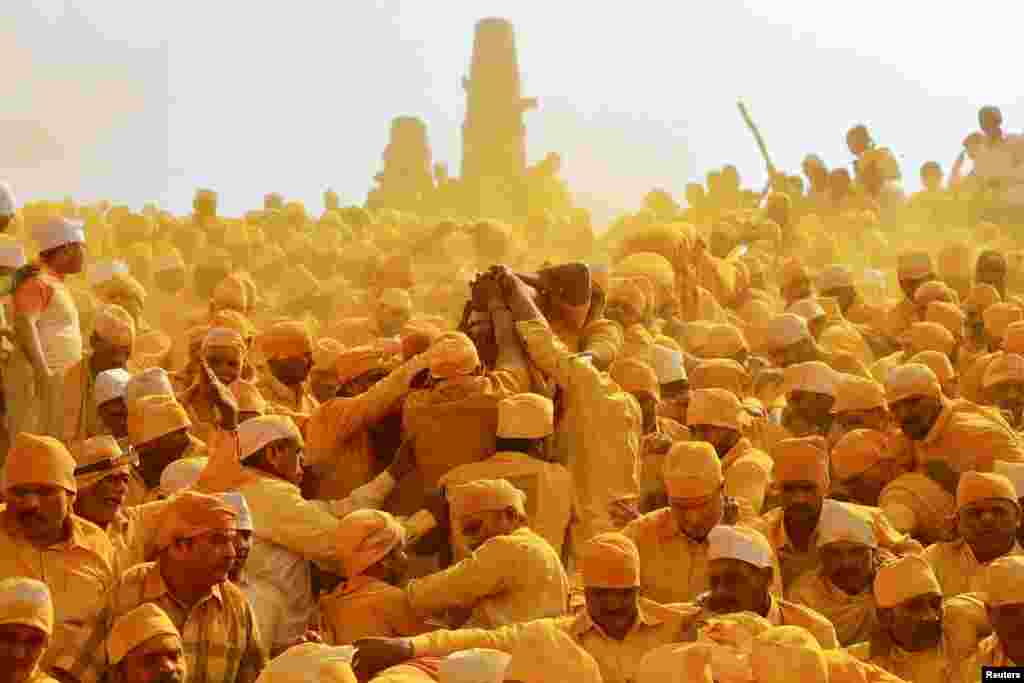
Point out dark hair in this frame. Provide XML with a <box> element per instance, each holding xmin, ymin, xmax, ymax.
<box><xmin>495</xmin><ymin>437</ymin><xmax>537</xmax><ymax>454</ymax></box>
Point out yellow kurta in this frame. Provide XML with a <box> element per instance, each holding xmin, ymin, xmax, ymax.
<box><xmin>62</xmin><ymin>356</ymin><xmax>106</xmax><ymax>444</ymax></box>
<box><xmin>0</xmin><ymin>511</ymin><xmax>115</xmax><ymax>674</ymax></box>
<box><xmin>409</xmin><ymin>599</ymin><xmax>690</xmax><ymax>683</ymax></box>
<box><xmin>440</xmin><ymin>451</ymin><xmax>573</xmax><ymax>560</ymax></box>
<box><xmin>319</xmin><ymin>576</ymin><xmax>431</xmax><ymax>646</ymax></box>
<box><xmin>788</xmin><ymin>570</ymin><xmax>877</xmax><ymax>647</ymax></box>
<box><xmin>748</xmin><ymin>500</ymin><xmax>921</xmax><ymax>592</ymax></box>
<box><xmin>306</xmin><ymin>358</ymin><xmax>425</xmax><ymax>500</ymax></box>
<box><xmin>922</xmin><ymin>539</ymin><xmax>1024</xmax><ymax>597</ymax></box>
<box><xmin>405</xmin><ymin>527</ymin><xmax>569</xmax><ymax>629</ymax></box>
<box><xmin>877</xmin><ymin>472</ymin><xmax>956</xmax><ymax>545</ymax></box>
<box><xmin>257</xmin><ymin>372</ymin><xmax>319</xmax><ymax>433</ymax></box>
<box><xmin>518</xmin><ymin>319</ymin><xmax>642</xmax><ymax>545</ymax></box>
<box><xmin>914</xmin><ymin>398</ymin><xmax>1024</xmax><ymax>474</ymax></box>
<box><xmin>622</xmin><ymin>507</ymin><xmax>709</xmax><ymax>604</ymax></box>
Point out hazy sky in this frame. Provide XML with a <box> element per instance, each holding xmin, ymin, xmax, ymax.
<box><xmin>3</xmin><ymin>1</ymin><xmax>1023</xmax><ymax>224</ymax></box>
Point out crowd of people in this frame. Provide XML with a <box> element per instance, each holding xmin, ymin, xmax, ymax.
<box><xmin>2</xmin><ymin>104</ymin><xmax>1024</xmax><ymax>683</ymax></box>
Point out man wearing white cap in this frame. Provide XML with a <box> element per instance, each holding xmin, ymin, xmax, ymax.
<box><xmin>778</xmin><ymin>361</ymin><xmax>838</xmax><ymax>439</ymax></box>
<box><xmin>93</xmin><ymin>368</ymin><xmax>132</xmax><ymax>445</ymax></box>
<box><xmin>195</xmin><ymin>414</ymin><xmax>418</xmax><ymax>658</ymax></box>
<box><xmin>0</xmin><ymin>577</ymin><xmax>57</xmax><ymax>683</ymax></box>
<box><xmin>440</xmin><ymin>393</ymin><xmax>573</xmax><ymax>560</ymax></box>
<box><xmin>217</xmin><ymin>491</ymin><xmax>254</xmax><ymax>586</ymax></box>
<box><xmin>651</xmin><ymin>344</ymin><xmax>690</xmax><ymax>428</ymax></box>
<box><xmin>787</xmin><ymin>501</ymin><xmax>880</xmax><ymax>646</ymax></box>
<box><xmin>697</xmin><ymin>525</ymin><xmax>838</xmax><ymax>648</ymax></box>
<box><xmin>13</xmin><ymin>215</ymin><xmax>87</xmax><ymax>437</ymax></box>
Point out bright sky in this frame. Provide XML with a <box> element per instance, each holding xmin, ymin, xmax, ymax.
<box><xmin>3</xmin><ymin>1</ymin><xmax>1023</xmax><ymax>225</ymax></box>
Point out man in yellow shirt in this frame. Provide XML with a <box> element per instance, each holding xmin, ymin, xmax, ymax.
<box><xmin>352</xmin><ymin>532</ymin><xmax>693</xmax><ymax>683</ymax></box>
<box><xmin>848</xmin><ymin>555</ymin><xmax>980</xmax><ymax>682</ymax></box>
<box><xmin>750</xmin><ymin>437</ymin><xmax>920</xmax><ymax>591</ymax></box>
<box><xmin>923</xmin><ymin>471</ymin><xmax>1023</xmax><ymax>596</ymax></box>
<box><xmin>256</xmin><ymin>321</ymin><xmax>319</xmax><ymax>430</ymax></box>
<box><xmin>960</xmin><ymin>556</ymin><xmax>1024</xmax><ymax>678</ymax></box>
<box><xmin>0</xmin><ymin>433</ymin><xmax>115</xmax><ymax>676</ymax></box>
<box><xmin>405</xmin><ymin>479</ymin><xmax>569</xmax><ymax>629</ymax></box>
<box><xmin>787</xmin><ymin>500</ymin><xmax>880</xmax><ymax>646</ymax></box>
<box><xmin>886</xmin><ymin>363</ymin><xmax>1024</xmax><ymax>480</ymax></box>
<box><xmin>440</xmin><ymin>393</ymin><xmax>573</xmax><ymax>561</ymax></box>
<box><xmin>497</xmin><ymin>267</ymin><xmax>642</xmax><ymax>545</ymax></box>
<box><xmin>70</xmin><ymin>435</ymin><xmax>168</xmax><ymax>576</ymax></box>
<box><xmin>0</xmin><ymin>578</ymin><xmax>60</xmax><ymax>683</ymax></box>
<box><xmin>105</xmin><ymin>604</ymin><xmax>185</xmax><ymax>683</ymax></box>
<box><xmin>126</xmin><ymin>394</ymin><xmax>206</xmax><ymax>505</ymax></box>
<box><xmin>624</xmin><ymin>442</ymin><xmax>730</xmax><ymax>603</ymax></box>
<box><xmin>66</xmin><ymin>491</ymin><xmax>266</xmax><ymax>683</ymax></box>
<box><xmin>319</xmin><ymin>509</ymin><xmax>430</xmax><ymax>646</ymax></box>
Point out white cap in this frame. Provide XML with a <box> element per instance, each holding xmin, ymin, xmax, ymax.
<box><xmin>239</xmin><ymin>415</ymin><xmax>303</xmax><ymax>461</ymax></box>
<box><xmin>94</xmin><ymin>368</ymin><xmax>132</xmax><ymax>408</ymax></box>
<box><xmin>32</xmin><ymin>216</ymin><xmax>85</xmax><ymax>252</ymax></box>
<box><xmin>87</xmin><ymin>260</ymin><xmax>129</xmax><ymax>288</ymax></box>
<box><xmin>0</xmin><ymin>182</ymin><xmax>16</xmax><ymax>217</ymax></box>
<box><xmin>651</xmin><ymin>345</ymin><xmax>687</xmax><ymax>384</ymax></box>
<box><xmin>124</xmin><ymin>367</ymin><xmax>175</xmax><ymax>405</ymax></box>
<box><xmin>707</xmin><ymin>525</ymin><xmax>774</xmax><ymax>569</ymax></box>
<box><xmin>218</xmin><ymin>492</ymin><xmax>254</xmax><ymax>531</ymax></box>
<box><xmin>994</xmin><ymin>461</ymin><xmax>1024</xmax><ymax>499</ymax></box>
<box><xmin>0</xmin><ymin>239</ymin><xmax>26</xmax><ymax>268</ymax></box>
<box><xmin>440</xmin><ymin>649</ymin><xmax>512</xmax><ymax>683</ymax></box>
<box><xmin>158</xmin><ymin>457</ymin><xmax>208</xmax><ymax>497</ymax></box>
<box><xmin>816</xmin><ymin>499</ymin><xmax>877</xmax><ymax>548</ymax></box>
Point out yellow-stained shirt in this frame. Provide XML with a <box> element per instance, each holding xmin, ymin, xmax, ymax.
<box><xmin>106</xmin><ymin>500</ymin><xmax>169</xmax><ymax>577</ymax></box>
<box><xmin>406</xmin><ymin>527</ymin><xmax>569</xmax><ymax>629</ymax></box>
<box><xmin>914</xmin><ymin>398</ymin><xmax>1024</xmax><ymax>474</ymax></box>
<box><xmin>518</xmin><ymin>319</ymin><xmax>642</xmax><ymax>545</ymax></box>
<box><xmin>922</xmin><ymin>539</ymin><xmax>1024</xmax><ymax>597</ymax></box>
<box><xmin>70</xmin><ymin>560</ymin><xmax>266</xmax><ymax>683</ymax></box>
<box><xmin>0</xmin><ymin>511</ymin><xmax>115</xmax><ymax>674</ymax></box>
<box><xmin>409</xmin><ymin>599</ymin><xmax>691</xmax><ymax>683</ymax></box>
<box><xmin>306</xmin><ymin>357</ymin><xmax>426</xmax><ymax>500</ymax></box>
<box><xmin>63</xmin><ymin>356</ymin><xmax>105</xmax><ymax>444</ymax></box>
<box><xmin>257</xmin><ymin>372</ymin><xmax>319</xmax><ymax>434</ymax></box>
<box><xmin>877</xmin><ymin>472</ymin><xmax>957</xmax><ymax>545</ymax></box>
<box><xmin>788</xmin><ymin>570</ymin><xmax>877</xmax><ymax>647</ymax></box>
<box><xmin>748</xmin><ymin>500</ymin><xmax>921</xmax><ymax>592</ymax></box>
<box><xmin>319</xmin><ymin>576</ymin><xmax>431</xmax><ymax>646</ymax></box>
<box><xmin>622</xmin><ymin>507</ymin><xmax>709</xmax><ymax>604</ymax></box>
<box><xmin>440</xmin><ymin>451</ymin><xmax>573</xmax><ymax>561</ymax></box>
<box><xmin>683</xmin><ymin>596</ymin><xmax>840</xmax><ymax>649</ymax></box>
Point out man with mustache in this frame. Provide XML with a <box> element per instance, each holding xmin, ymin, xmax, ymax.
<box><xmin>923</xmin><ymin>472</ymin><xmax>1023</xmax><ymax>597</ymax></box>
<box><xmin>215</xmin><ymin>492</ymin><xmax>253</xmax><ymax>587</ymax></box>
<box><xmin>0</xmin><ymin>578</ymin><xmax>59</xmax><ymax>683</ymax></box>
<box><xmin>787</xmin><ymin>501</ymin><xmax>882</xmax><ymax>647</ymax></box>
<box><xmin>106</xmin><ymin>604</ymin><xmax>185</xmax><ymax>683</ymax></box>
<box><xmin>885</xmin><ymin>363</ymin><xmax>1024</xmax><ymax>494</ymax></box>
<box><xmin>404</xmin><ymin>478</ymin><xmax>568</xmax><ymax>629</ymax></box>
<box><xmin>848</xmin><ymin>556</ymin><xmax>980</xmax><ymax>682</ymax></box>
<box><xmin>352</xmin><ymin>533</ymin><xmax>693</xmax><ymax>683</ymax></box>
<box><xmin>67</xmin><ymin>491</ymin><xmax>266</xmax><ymax>683</ymax></box>
<box><xmin>694</xmin><ymin>525</ymin><xmax>838</xmax><ymax>648</ymax></box>
<box><xmin>624</xmin><ymin>442</ymin><xmax>744</xmax><ymax>604</ymax></box>
<box><xmin>0</xmin><ymin>433</ymin><xmax>115</xmax><ymax>678</ymax></box>
<box><xmin>70</xmin><ymin>436</ymin><xmax>170</xmax><ymax>576</ymax></box>
<box><xmin>749</xmin><ymin>437</ymin><xmax>920</xmax><ymax>592</ymax></box>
